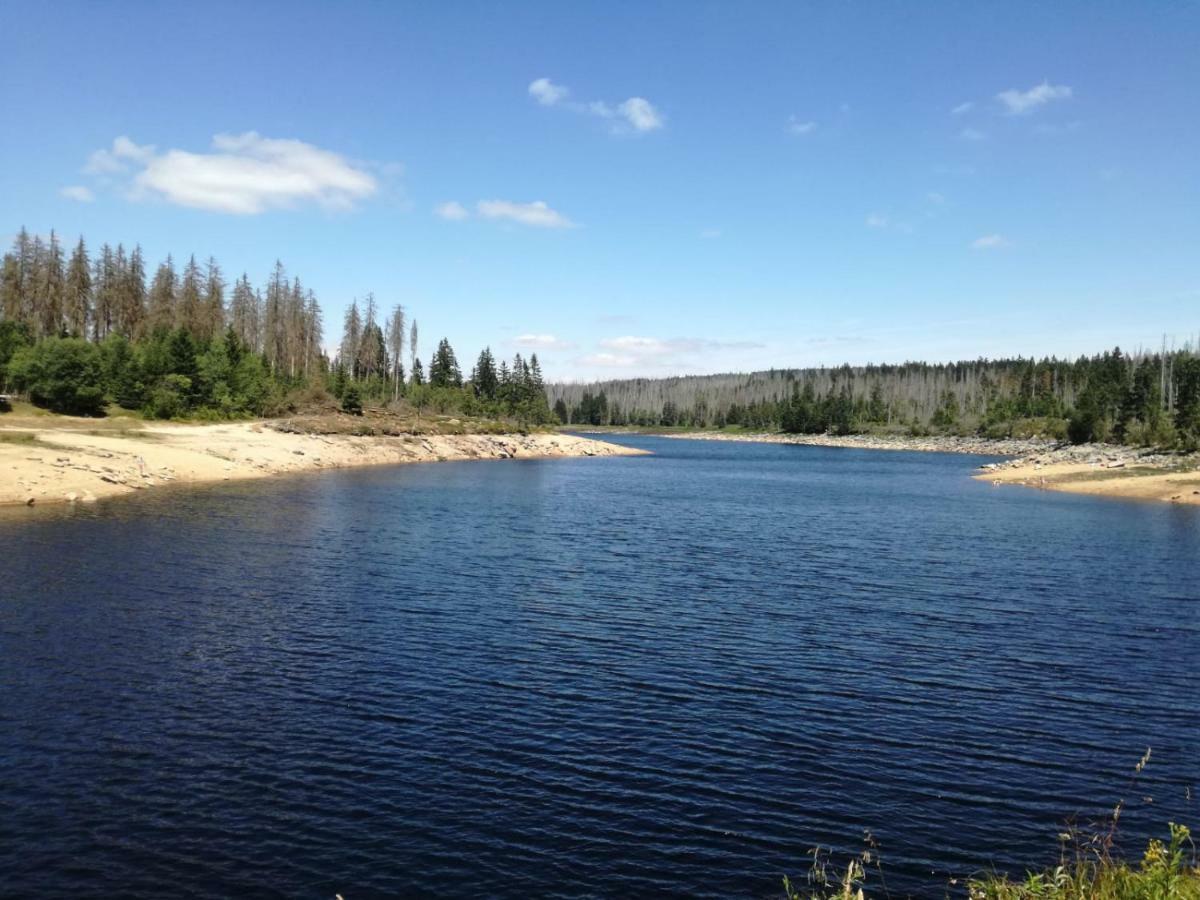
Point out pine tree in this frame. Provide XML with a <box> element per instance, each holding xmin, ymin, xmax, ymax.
<box><xmin>341</xmin><ymin>298</ymin><xmax>362</xmax><ymax>378</ymax></box>
<box><xmin>202</xmin><ymin>257</ymin><xmax>225</xmax><ymax>343</ymax></box>
<box><xmin>64</xmin><ymin>237</ymin><xmax>92</xmax><ymax>337</ymax></box>
<box><xmin>429</xmin><ymin>338</ymin><xmax>462</xmax><ymax>387</ymax></box>
<box><xmin>385</xmin><ymin>304</ymin><xmax>406</xmax><ymax>399</ymax></box>
<box><xmin>472</xmin><ymin>347</ymin><xmax>498</xmax><ymax>399</ymax></box>
<box><xmin>178</xmin><ymin>255</ymin><xmax>204</xmax><ymax>337</ymax></box>
<box><xmin>147</xmin><ymin>255</ymin><xmax>177</xmax><ymax>335</ymax></box>
<box><xmin>37</xmin><ymin>230</ymin><xmax>66</xmax><ymax>338</ymax></box>
<box><xmin>123</xmin><ymin>245</ymin><xmax>147</xmax><ymax>339</ymax></box>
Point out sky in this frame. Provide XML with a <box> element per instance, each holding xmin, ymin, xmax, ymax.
<box><xmin>2</xmin><ymin>1</ymin><xmax>1198</xmax><ymax>381</ymax></box>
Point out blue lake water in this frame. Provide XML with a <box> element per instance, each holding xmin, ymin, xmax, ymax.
<box><xmin>1</xmin><ymin>435</ymin><xmax>1197</xmax><ymax>897</ymax></box>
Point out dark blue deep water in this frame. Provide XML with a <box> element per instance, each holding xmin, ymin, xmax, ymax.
<box><xmin>1</xmin><ymin>435</ymin><xmax>1197</xmax><ymax>898</ymax></box>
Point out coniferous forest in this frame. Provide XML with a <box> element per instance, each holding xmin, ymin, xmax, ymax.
<box><xmin>0</xmin><ymin>229</ymin><xmax>553</xmax><ymax>425</ymax></box>
<box><xmin>5</xmin><ymin>228</ymin><xmax>1200</xmax><ymax>448</ymax></box>
<box><xmin>549</xmin><ymin>349</ymin><xmax>1200</xmax><ymax>449</ymax></box>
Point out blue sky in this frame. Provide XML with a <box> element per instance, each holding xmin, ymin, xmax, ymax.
<box><xmin>2</xmin><ymin>1</ymin><xmax>1198</xmax><ymax>380</ymax></box>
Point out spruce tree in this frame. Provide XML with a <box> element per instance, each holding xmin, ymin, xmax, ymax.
<box><xmin>64</xmin><ymin>238</ymin><xmax>91</xmax><ymax>338</ymax></box>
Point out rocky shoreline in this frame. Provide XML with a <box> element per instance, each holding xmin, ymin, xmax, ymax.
<box><xmin>649</xmin><ymin>430</ymin><xmax>1053</xmax><ymax>456</ymax></box>
<box><xmin>645</xmin><ymin>429</ymin><xmax>1200</xmax><ymax>505</ymax></box>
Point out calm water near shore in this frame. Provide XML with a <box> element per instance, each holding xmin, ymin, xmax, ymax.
<box><xmin>1</xmin><ymin>435</ymin><xmax>1197</xmax><ymax>897</ymax></box>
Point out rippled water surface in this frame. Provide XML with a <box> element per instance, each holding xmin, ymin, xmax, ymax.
<box><xmin>1</xmin><ymin>435</ymin><xmax>1197</xmax><ymax>898</ymax></box>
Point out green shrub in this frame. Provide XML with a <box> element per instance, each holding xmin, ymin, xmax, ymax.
<box><xmin>341</xmin><ymin>383</ymin><xmax>363</xmax><ymax>415</ymax></box>
<box><xmin>7</xmin><ymin>337</ymin><xmax>106</xmax><ymax>415</ymax></box>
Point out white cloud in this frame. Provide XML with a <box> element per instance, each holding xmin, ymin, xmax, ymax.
<box><xmin>951</xmin><ymin>101</ymin><xmax>974</xmax><ymax>115</ymax></box>
<box><xmin>926</xmin><ymin>192</ymin><xmax>946</xmax><ymax>205</ymax></box>
<box><xmin>971</xmin><ymin>233</ymin><xmax>1011</xmax><ymax>249</ymax></box>
<box><xmin>60</xmin><ymin>185</ymin><xmax>95</xmax><ymax>203</ymax></box>
<box><xmin>530</xmin><ymin>78</ymin><xmax>664</xmax><ymax>134</ymax></box>
<box><xmin>529</xmin><ymin>77</ymin><xmax>569</xmax><ymax>106</ymax></box>
<box><xmin>959</xmin><ymin>127</ymin><xmax>987</xmax><ymax>141</ymax></box>
<box><xmin>514</xmin><ymin>333</ymin><xmax>575</xmax><ymax>351</ymax></box>
<box><xmin>476</xmin><ymin>199</ymin><xmax>574</xmax><ymax>228</ymax></box>
<box><xmin>787</xmin><ymin>116</ymin><xmax>817</xmax><ymax>135</ymax></box>
<box><xmin>618</xmin><ymin>97</ymin><xmax>663</xmax><ymax>132</ymax></box>
<box><xmin>434</xmin><ymin>200</ymin><xmax>470</xmax><ymax>221</ymax></box>
<box><xmin>700</xmin><ymin>228</ymin><xmax>721</xmax><ymax>239</ymax></box>
<box><xmin>81</xmin><ymin>132</ymin><xmax>379</xmax><ymax>214</ymax></box>
<box><xmin>85</xmin><ymin>135</ymin><xmax>157</xmax><ymax>174</ymax></box>
<box><xmin>996</xmin><ymin>81</ymin><xmax>1072</xmax><ymax>115</ymax></box>
<box><xmin>866</xmin><ymin>212</ymin><xmax>889</xmax><ymax>228</ymax></box>
<box><xmin>579</xmin><ymin>352</ymin><xmax>638</xmax><ymax>368</ymax></box>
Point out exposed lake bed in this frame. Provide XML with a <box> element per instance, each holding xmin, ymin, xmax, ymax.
<box><xmin>2</xmin><ymin>435</ymin><xmax>1196</xmax><ymax>897</ymax></box>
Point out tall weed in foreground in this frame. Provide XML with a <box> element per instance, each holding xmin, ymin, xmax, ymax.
<box><xmin>782</xmin><ymin>749</ymin><xmax>1199</xmax><ymax>899</ymax></box>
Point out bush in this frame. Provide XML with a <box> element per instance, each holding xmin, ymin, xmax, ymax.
<box><xmin>143</xmin><ymin>374</ymin><xmax>192</xmax><ymax>419</ymax></box>
<box><xmin>7</xmin><ymin>337</ymin><xmax>106</xmax><ymax>415</ymax></box>
<box><xmin>341</xmin><ymin>384</ymin><xmax>363</xmax><ymax>415</ymax></box>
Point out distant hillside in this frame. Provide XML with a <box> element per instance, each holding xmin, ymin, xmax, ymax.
<box><xmin>547</xmin><ymin>348</ymin><xmax>1200</xmax><ymax>448</ymax></box>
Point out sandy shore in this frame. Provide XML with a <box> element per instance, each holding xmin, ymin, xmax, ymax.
<box><xmin>0</xmin><ymin>417</ymin><xmax>646</xmax><ymax>507</ymax></box>
<box><xmin>976</xmin><ymin>446</ymin><xmax>1200</xmax><ymax>506</ymax></box>
<box><xmin>652</xmin><ymin>430</ymin><xmax>1200</xmax><ymax>506</ymax></box>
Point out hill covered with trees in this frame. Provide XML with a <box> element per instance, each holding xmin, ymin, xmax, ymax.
<box><xmin>549</xmin><ymin>349</ymin><xmax>1200</xmax><ymax>449</ymax></box>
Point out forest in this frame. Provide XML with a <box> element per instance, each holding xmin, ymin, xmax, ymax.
<box><xmin>549</xmin><ymin>349</ymin><xmax>1200</xmax><ymax>449</ymax></box>
<box><xmin>0</xmin><ymin>228</ymin><xmax>553</xmax><ymax>425</ymax></box>
<box><xmin>4</xmin><ymin>228</ymin><xmax>1199</xmax><ymax>449</ymax></box>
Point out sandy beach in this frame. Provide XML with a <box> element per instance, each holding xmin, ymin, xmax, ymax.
<box><xmin>0</xmin><ymin>414</ymin><xmax>646</xmax><ymax>507</ymax></box>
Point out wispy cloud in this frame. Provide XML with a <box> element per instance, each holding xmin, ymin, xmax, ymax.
<box><xmin>866</xmin><ymin>213</ymin><xmax>889</xmax><ymax>228</ymax></box>
<box><xmin>528</xmin><ymin>77</ymin><xmax>569</xmax><ymax>107</ymax></box>
<box><xmin>996</xmin><ymin>81</ymin><xmax>1072</xmax><ymax>115</ymax></box>
<box><xmin>476</xmin><ymin>199</ymin><xmax>574</xmax><ymax>228</ymax></box>
<box><xmin>60</xmin><ymin>185</ymin><xmax>95</xmax><ymax>203</ymax></box>
<box><xmin>513</xmin><ymin>333</ymin><xmax>575</xmax><ymax>350</ymax></box>
<box><xmin>950</xmin><ymin>101</ymin><xmax>974</xmax><ymax>115</ymax></box>
<box><xmin>80</xmin><ymin>132</ymin><xmax>379</xmax><ymax>214</ymax></box>
<box><xmin>529</xmin><ymin>77</ymin><xmax>664</xmax><ymax>133</ymax></box>
<box><xmin>959</xmin><ymin>127</ymin><xmax>987</xmax><ymax>142</ymax></box>
<box><xmin>700</xmin><ymin>228</ymin><xmax>721</xmax><ymax>239</ymax></box>
<box><xmin>576</xmin><ymin>335</ymin><xmax>765</xmax><ymax>373</ymax></box>
<box><xmin>971</xmin><ymin>233</ymin><xmax>1011</xmax><ymax>250</ymax></box>
<box><xmin>434</xmin><ymin>200</ymin><xmax>470</xmax><ymax>221</ymax></box>
<box><xmin>787</xmin><ymin>116</ymin><xmax>817</xmax><ymax>135</ymax></box>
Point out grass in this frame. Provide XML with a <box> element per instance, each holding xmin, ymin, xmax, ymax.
<box><xmin>0</xmin><ymin>430</ymin><xmax>38</xmax><ymax>444</ymax></box>
<box><xmin>784</xmin><ymin>752</ymin><xmax>1199</xmax><ymax>899</ymax></box>
<box><xmin>782</xmin><ymin>824</ymin><xmax>1198</xmax><ymax>900</ymax></box>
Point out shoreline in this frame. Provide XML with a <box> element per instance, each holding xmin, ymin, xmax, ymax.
<box><xmin>633</xmin><ymin>429</ymin><xmax>1200</xmax><ymax>506</ymax></box>
<box><xmin>0</xmin><ymin>418</ymin><xmax>647</xmax><ymax>508</ymax></box>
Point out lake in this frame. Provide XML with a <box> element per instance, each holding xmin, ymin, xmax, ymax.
<box><xmin>1</xmin><ymin>435</ymin><xmax>1197</xmax><ymax>897</ymax></box>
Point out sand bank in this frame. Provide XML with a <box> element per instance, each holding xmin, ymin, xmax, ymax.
<box><xmin>0</xmin><ymin>417</ymin><xmax>646</xmax><ymax>507</ymax></box>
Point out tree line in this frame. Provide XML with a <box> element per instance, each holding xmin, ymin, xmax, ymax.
<box><xmin>549</xmin><ymin>348</ymin><xmax>1200</xmax><ymax>449</ymax></box>
<box><xmin>0</xmin><ymin>227</ymin><xmax>554</xmax><ymax>426</ymax></box>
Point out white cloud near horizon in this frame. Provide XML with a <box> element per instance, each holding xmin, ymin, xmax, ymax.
<box><xmin>513</xmin><ymin>333</ymin><xmax>575</xmax><ymax>351</ymax></box>
<box><xmin>80</xmin><ymin>133</ymin><xmax>379</xmax><ymax>214</ymax></box>
<box><xmin>574</xmin><ymin>335</ymin><xmax>765</xmax><ymax>373</ymax></box>
<box><xmin>529</xmin><ymin>77</ymin><xmax>664</xmax><ymax>133</ymax></box>
<box><xmin>60</xmin><ymin>185</ymin><xmax>95</xmax><ymax>202</ymax></box>
<box><xmin>951</xmin><ymin>101</ymin><xmax>974</xmax><ymax>115</ymax></box>
<box><xmin>476</xmin><ymin>199</ymin><xmax>574</xmax><ymax>228</ymax></box>
<box><xmin>972</xmin><ymin>233</ymin><xmax>1011</xmax><ymax>249</ymax></box>
<box><xmin>997</xmin><ymin>81</ymin><xmax>1072</xmax><ymax>115</ymax></box>
<box><xmin>434</xmin><ymin>200</ymin><xmax>470</xmax><ymax>220</ymax></box>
